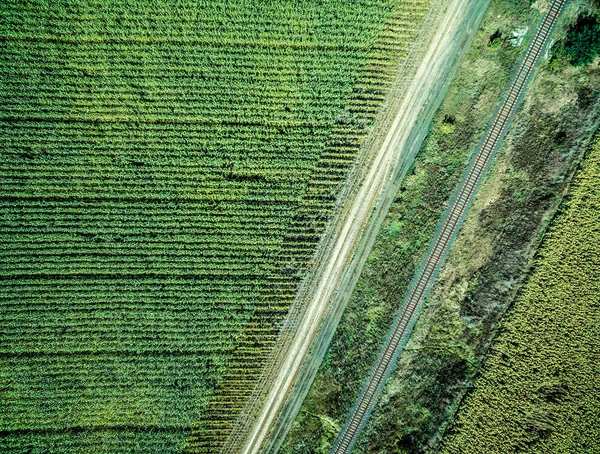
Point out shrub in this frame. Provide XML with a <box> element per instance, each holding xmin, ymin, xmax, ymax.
<box><xmin>564</xmin><ymin>15</ymin><xmax>600</xmax><ymax>66</ymax></box>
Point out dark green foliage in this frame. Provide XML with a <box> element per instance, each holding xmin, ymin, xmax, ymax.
<box><xmin>564</xmin><ymin>15</ymin><xmax>600</xmax><ymax>66</ymax></box>
<box><xmin>488</xmin><ymin>29</ymin><xmax>503</xmax><ymax>48</ymax></box>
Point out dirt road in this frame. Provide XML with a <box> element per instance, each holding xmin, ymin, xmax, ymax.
<box><xmin>219</xmin><ymin>0</ymin><xmax>484</xmax><ymax>452</ymax></box>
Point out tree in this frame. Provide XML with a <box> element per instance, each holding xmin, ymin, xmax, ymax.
<box><xmin>565</xmin><ymin>15</ymin><xmax>600</xmax><ymax>66</ymax></box>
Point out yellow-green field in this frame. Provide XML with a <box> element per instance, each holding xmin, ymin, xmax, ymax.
<box><xmin>441</xmin><ymin>132</ymin><xmax>600</xmax><ymax>453</ymax></box>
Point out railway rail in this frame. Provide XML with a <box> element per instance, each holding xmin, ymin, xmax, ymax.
<box><xmin>330</xmin><ymin>1</ymin><xmax>567</xmax><ymax>452</ymax></box>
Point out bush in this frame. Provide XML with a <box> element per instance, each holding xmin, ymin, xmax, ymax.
<box><xmin>564</xmin><ymin>15</ymin><xmax>600</xmax><ymax>66</ymax></box>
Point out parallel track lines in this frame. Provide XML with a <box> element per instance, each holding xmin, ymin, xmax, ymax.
<box><xmin>330</xmin><ymin>1</ymin><xmax>566</xmax><ymax>452</ymax></box>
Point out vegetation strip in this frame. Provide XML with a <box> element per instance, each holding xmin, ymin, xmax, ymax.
<box><xmin>330</xmin><ymin>1</ymin><xmax>567</xmax><ymax>452</ymax></box>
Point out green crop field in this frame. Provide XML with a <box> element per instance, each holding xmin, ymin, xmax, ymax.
<box><xmin>440</xmin><ymin>132</ymin><xmax>600</xmax><ymax>453</ymax></box>
<box><xmin>0</xmin><ymin>0</ymin><xmax>432</xmax><ymax>452</ymax></box>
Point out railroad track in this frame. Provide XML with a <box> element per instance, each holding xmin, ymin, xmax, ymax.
<box><xmin>330</xmin><ymin>1</ymin><xmax>567</xmax><ymax>452</ymax></box>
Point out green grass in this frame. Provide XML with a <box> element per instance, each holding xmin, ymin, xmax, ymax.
<box><xmin>440</xmin><ymin>132</ymin><xmax>600</xmax><ymax>454</ymax></box>
<box><xmin>0</xmin><ymin>0</ymin><xmax>418</xmax><ymax>451</ymax></box>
